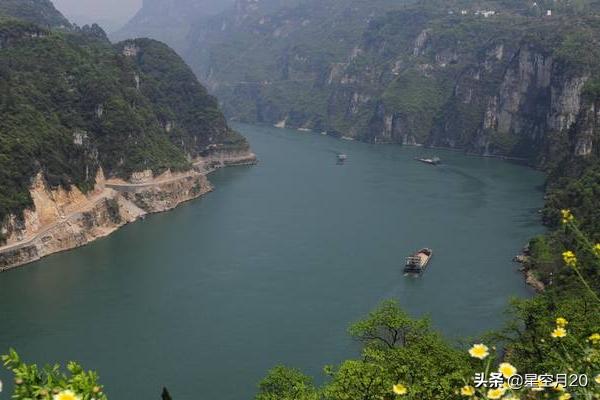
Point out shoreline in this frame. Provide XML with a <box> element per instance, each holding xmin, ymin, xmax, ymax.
<box><xmin>513</xmin><ymin>252</ymin><xmax>546</xmax><ymax>292</ymax></box>
<box><xmin>264</xmin><ymin>122</ymin><xmax>537</xmax><ymax>167</ymax></box>
<box><xmin>0</xmin><ymin>150</ymin><xmax>257</xmax><ymax>273</ymax></box>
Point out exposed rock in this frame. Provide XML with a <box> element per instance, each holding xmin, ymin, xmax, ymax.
<box><xmin>118</xmin><ymin>173</ymin><xmax>213</xmax><ymax>214</ymax></box>
<box><xmin>524</xmin><ymin>268</ymin><xmax>546</xmax><ymax>292</ymax></box>
<box><xmin>122</xmin><ymin>43</ymin><xmax>140</xmax><ymax>57</ymax></box>
<box><xmin>413</xmin><ymin>29</ymin><xmax>430</xmax><ymax>56</ymax></box>
<box><xmin>0</xmin><ymin>149</ymin><xmax>257</xmax><ymax>272</ymax></box>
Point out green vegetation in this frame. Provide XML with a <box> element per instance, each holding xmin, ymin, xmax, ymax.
<box><xmin>2</xmin><ymin>349</ymin><xmax>107</xmax><ymax>400</ymax></box>
<box><xmin>187</xmin><ymin>0</ymin><xmax>420</xmax><ymax>130</ymax></box>
<box><xmin>524</xmin><ymin>163</ymin><xmax>600</xmax><ymax>285</ymax></box>
<box><xmin>0</xmin><ymin>0</ymin><xmax>69</xmax><ymax>28</ymax></box>
<box><xmin>382</xmin><ymin>70</ymin><xmax>448</xmax><ymax>142</ymax></box>
<box><xmin>164</xmin><ymin>0</ymin><xmax>600</xmax><ymax>160</ymax></box>
<box><xmin>256</xmin><ymin>366</ymin><xmax>319</xmax><ymax>400</ymax></box>
<box><xmin>3</xmin><ymin>293</ymin><xmax>599</xmax><ymax>399</ymax></box>
<box><xmin>0</xmin><ymin>8</ymin><xmax>247</xmax><ymax>243</ymax></box>
<box><xmin>1</xmin><ymin>0</ymin><xmax>600</xmax><ymax>398</ymax></box>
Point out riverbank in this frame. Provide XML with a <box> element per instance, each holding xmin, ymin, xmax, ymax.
<box><xmin>0</xmin><ymin>150</ymin><xmax>257</xmax><ymax>272</ymax></box>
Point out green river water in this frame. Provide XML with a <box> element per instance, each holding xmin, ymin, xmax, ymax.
<box><xmin>0</xmin><ymin>123</ymin><xmax>545</xmax><ymax>399</ymax></box>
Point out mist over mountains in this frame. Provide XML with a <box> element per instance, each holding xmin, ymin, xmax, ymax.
<box><xmin>112</xmin><ymin>0</ymin><xmax>236</xmax><ymax>51</ymax></box>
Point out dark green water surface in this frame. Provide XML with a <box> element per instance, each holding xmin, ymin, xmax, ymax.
<box><xmin>0</xmin><ymin>124</ymin><xmax>545</xmax><ymax>399</ymax></box>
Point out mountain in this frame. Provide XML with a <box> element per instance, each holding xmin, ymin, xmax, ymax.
<box><xmin>186</xmin><ymin>0</ymin><xmax>407</xmax><ymax>112</ymax></box>
<box><xmin>0</xmin><ymin>0</ymin><xmax>70</xmax><ymax>27</ymax></box>
<box><xmin>178</xmin><ymin>0</ymin><xmax>598</xmax><ymax>166</ymax></box>
<box><xmin>111</xmin><ymin>0</ymin><xmax>236</xmax><ymax>53</ymax></box>
<box><xmin>0</xmin><ymin>0</ymin><xmax>253</xmax><ymax>252</ymax></box>
<box><xmin>119</xmin><ymin>0</ymin><xmax>598</xmax><ymax>168</ymax></box>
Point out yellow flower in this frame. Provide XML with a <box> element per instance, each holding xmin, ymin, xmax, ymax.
<box><xmin>589</xmin><ymin>333</ymin><xmax>600</xmax><ymax>344</ymax></box>
<box><xmin>468</xmin><ymin>343</ymin><xmax>489</xmax><ymax>359</ymax></box>
<box><xmin>594</xmin><ymin>243</ymin><xmax>600</xmax><ymax>257</ymax></box>
<box><xmin>392</xmin><ymin>383</ymin><xmax>407</xmax><ymax>395</ymax></box>
<box><xmin>556</xmin><ymin>317</ymin><xmax>568</xmax><ymax>327</ymax></box>
<box><xmin>558</xmin><ymin>393</ymin><xmax>572</xmax><ymax>400</ymax></box>
<box><xmin>498</xmin><ymin>362</ymin><xmax>517</xmax><ymax>378</ymax></box>
<box><xmin>595</xmin><ymin>374</ymin><xmax>600</xmax><ymax>384</ymax></box>
<box><xmin>486</xmin><ymin>387</ymin><xmax>506</xmax><ymax>399</ymax></box>
<box><xmin>561</xmin><ymin>209</ymin><xmax>574</xmax><ymax>224</ymax></box>
<box><xmin>551</xmin><ymin>327</ymin><xmax>567</xmax><ymax>338</ymax></box>
<box><xmin>53</xmin><ymin>391</ymin><xmax>81</xmax><ymax>400</ymax></box>
<box><xmin>562</xmin><ymin>251</ymin><xmax>577</xmax><ymax>268</ymax></box>
<box><xmin>531</xmin><ymin>379</ymin><xmax>545</xmax><ymax>392</ymax></box>
<box><xmin>460</xmin><ymin>385</ymin><xmax>475</xmax><ymax>396</ymax></box>
<box><xmin>552</xmin><ymin>382</ymin><xmax>565</xmax><ymax>392</ymax></box>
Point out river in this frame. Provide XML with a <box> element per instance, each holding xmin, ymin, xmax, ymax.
<box><xmin>0</xmin><ymin>123</ymin><xmax>545</xmax><ymax>399</ymax></box>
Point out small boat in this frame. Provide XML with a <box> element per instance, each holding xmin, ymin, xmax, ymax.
<box><xmin>404</xmin><ymin>248</ymin><xmax>433</xmax><ymax>274</ymax></box>
<box><xmin>416</xmin><ymin>156</ymin><xmax>441</xmax><ymax>165</ymax></box>
<box><xmin>337</xmin><ymin>154</ymin><xmax>348</xmax><ymax>162</ymax></box>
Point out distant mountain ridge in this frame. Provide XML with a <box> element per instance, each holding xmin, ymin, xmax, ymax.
<box><xmin>0</xmin><ymin>0</ymin><xmax>70</xmax><ymax>27</ymax></box>
<box><xmin>111</xmin><ymin>0</ymin><xmax>236</xmax><ymax>52</ymax></box>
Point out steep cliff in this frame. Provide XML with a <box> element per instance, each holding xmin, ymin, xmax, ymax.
<box><xmin>135</xmin><ymin>0</ymin><xmax>600</xmax><ymax>168</ymax></box>
<box><xmin>0</xmin><ymin>149</ymin><xmax>256</xmax><ymax>271</ymax></box>
<box><xmin>0</xmin><ymin>168</ymin><xmax>208</xmax><ymax>271</ymax></box>
<box><xmin>0</xmin><ymin>1</ymin><xmax>254</xmax><ymax>253</ymax></box>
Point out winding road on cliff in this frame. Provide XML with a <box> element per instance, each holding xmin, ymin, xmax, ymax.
<box><xmin>0</xmin><ymin>171</ymin><xmax>202</xmax><ymax>255</ymax></box>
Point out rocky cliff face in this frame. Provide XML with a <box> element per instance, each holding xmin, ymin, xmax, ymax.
<box><xmin>0</xmin><ymin>148</ymin><xmax>256</xmax><ymax>272</ymax></box>
<box><xmin>0</xmin><ymin>171</ymin><xmax>144</xmax><ymax>271</ymax></box>
<box><xmin>134</xmin><ymin>0</ymin><xmax>600</xmax><ymax>168</ymax></box>
<box><xmin>427</xmin><ymin>43</ymin><xmax>593</xmax><ymax>164</ymax></box>
<box><xmin>315</xmin><ymin>10</ymin><xmax>600</xmax><ymax>166</ymax></box>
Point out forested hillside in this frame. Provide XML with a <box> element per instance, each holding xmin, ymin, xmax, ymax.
<box><xmin>0</xmin><ymin>0</ymin><xmax>69</xmax><ymax>27</ymax></box>
<box><xmin>120</xmin><ymin>0</ymin><xmax>599</xmax><ymax>163</ymax></box>
<box><xmin>0</xmin><ymin>1</ymin><xmax>249</xmax><ymax>244</ymax></box>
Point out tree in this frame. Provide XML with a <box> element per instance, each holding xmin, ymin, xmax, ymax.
<box><xmin>323</xmin><ymin>360</ymin><xmax>390</xmax><ymax>400</ymax></box>
<box><xmin>348</xmin><ymin>300</ymin><xmax>430</xmax><ymax>349</ymax></box>
<box><xmin>1</xmin><ymin>349</ymin><xmax>107</xmax><ymax>400</ymax></box>
<box><xmin>256</xmin><ymin>366</ymin><xmax>319</xmax><ymax>400</ymax></box>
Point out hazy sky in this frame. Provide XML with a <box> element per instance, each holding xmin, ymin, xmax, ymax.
<box><xmin>52</xmin><ymin>0</ymin><xmax>143</xmax><ymax>25</ymax></box>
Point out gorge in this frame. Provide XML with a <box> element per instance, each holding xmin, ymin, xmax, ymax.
<box><xmin>1</xmin><ymin>1</ymin><xmax>599</xmax><ymax>399</ymax></box>
<box><xmin>117</xmin><ymin>0</ymin><xmax>600</xmax><ymax>168</ymax></box>
<box><xmin>112</xmin><ymin>0</ymin><xmax>600</xmax><ymax>288</ymax></box>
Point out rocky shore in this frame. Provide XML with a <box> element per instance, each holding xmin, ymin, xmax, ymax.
<box><xmin>0</xmin><ymin>150</ymin><xmax>256</xmax><ymax>272</ymax></box>
<box><xmin>513</xmin><ymin>250</ymin><xmax>546</xmax><ymax>292</ymax></box>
